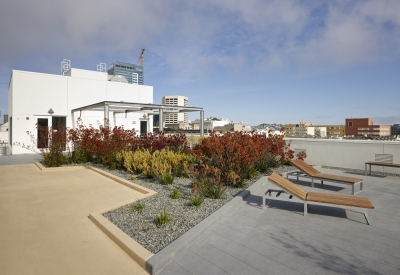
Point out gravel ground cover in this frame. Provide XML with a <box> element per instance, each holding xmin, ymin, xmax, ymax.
<box><xmin>94</xmin><ymin>164</ymin><xmax>297</xmax><ymax>254</ymax></box>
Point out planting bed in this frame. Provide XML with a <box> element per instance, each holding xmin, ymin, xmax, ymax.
<box><xmin>97</xmin><ymin>164</ymin><xmax>296</xmax><ymax>254</ymax></box>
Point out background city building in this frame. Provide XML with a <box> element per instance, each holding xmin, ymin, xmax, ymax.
<box><xmin>213</xmin><ymin>122</ymin><xmax>252</xmax><ymax>133</ymax></box>
<box><xmin>284</xmin><ymin>121</ymin><xmax>326</xmax><ymax>137</ymax></box>
<box><xmin>345</xmin><ymin>118</ymin><xmax>391</xmax><ymax>137</ymax></box>
<box><xmin>391</xmin><ymin>124</ymin><xmax>400</xmax><ymax>135</ymax></box>
<box><xmin>108</xmin><ymin>61</ymin><xmax>143</xmax><ymax>85</ymax></box>
<box><xmin>3</xmin><ymin>114</ymin><xmax>8</xmax><ymax>124</ymax></box>
<box><xmin>162</xmin><ymin>95</ymin><xmax>189</xmax><ymax>129</ymax></box>
<box><xmin>190</xmin><ymin>117</ymin><xmax>230</xmax><ymax>131</ymax></box>
<box><xmin>284</xmin><ymin>120</ymin><xmax>314</xmax><ymax>136</ymax></box>
<box><xmin>315</xmin><ymin>125</ymin><xmax>345</xmax><ymax>137</ymax></box>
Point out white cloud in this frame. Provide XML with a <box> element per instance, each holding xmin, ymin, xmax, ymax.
<box><xmin>1</xmin><ymin>0</ymin><xmax>399</xmax><ymax>77</ymax></box>
<box><xmin>374</xmin><ymin>116</ymin><xmax>400</xmax><ymax>125</ymax></box>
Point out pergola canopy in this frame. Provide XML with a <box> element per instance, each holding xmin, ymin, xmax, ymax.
<box><xmin>71</xmin><ymin>101</ymin><xmax>204</xmax><ymax>134</ymax></box>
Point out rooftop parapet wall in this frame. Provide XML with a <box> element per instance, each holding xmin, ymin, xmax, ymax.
<box><xmin>66</xmin><ymin>68</ymin><xmax>108</xmax><ymax>81</ymax></box>
<box><xmin>286</xmin><ymin>138</ymin><xmax>400</xmax><ymax>173</ymax></box>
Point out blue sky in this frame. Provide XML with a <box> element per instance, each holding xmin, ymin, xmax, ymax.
<box><xmin>1</xmin><ymin>0</ymin><xmax>399</xmax><ymax>126</ymax></box>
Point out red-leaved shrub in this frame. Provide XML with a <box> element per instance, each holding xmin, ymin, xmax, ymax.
<box><xmin>190</xmin><ymin>131</ymin><xmax>295</xmax><ymax>186</ymax></box>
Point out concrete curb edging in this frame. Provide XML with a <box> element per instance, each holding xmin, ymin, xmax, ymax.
<box><xmin>34</xmin><ymin>162</ymin><xmax>86</xmax><ymax>171</ymax></box>
<box><xmin>85</xmin><ymin>166</ymin><xmax>156</xmax><ymax>195</ymax></box>
<box><xmin>34</xmin><ymin>163</ymin><xmax>155</xmax><ymax>195</ymax></box>
<box><xmin>84</xmin><ymin>167</ymin><xmax>158</xmax><ymax>269</ymax></box>
<box><xmin>89</xmin><ymin>211</ymin><xmax>153</xmax><ymax>269</ymax></box>
<box><xmin>33</xmin><ymin>162</ymin><xmax>158</xmax><ymax>269</ymax></box>
<box><xmin>146</xmin><ymin>176</ymin><xmax>267</xmax><ymax>275</ymax></box>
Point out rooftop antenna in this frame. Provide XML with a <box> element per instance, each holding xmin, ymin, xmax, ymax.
<box><xmin>137</xmin><ymin>48</ymin><xmax>145</xmax><ymax>67</ymax></box>
<box><xmin>61</xmin><ymin>59</ymin><xmax>71</xmax><ymax>75</ymax></box>
<box><xmin>97</xmin><ymin>63</ymin><xmax>106</xmax><ymax>72</ymax></box>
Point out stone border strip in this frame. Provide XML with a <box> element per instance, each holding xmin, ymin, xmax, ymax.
<box><xmin>89</xmin><ymin>204</ymin><xmax>154</xmax><ymax>269</ymax></box>
<box><xmin>34</xmin><ymin>161</ymin><xmax>157</xmax><ymax>269</ymax></box>
<box><xmin>86</xmin><ymin>167</ymin><xmax>158</xmax><ymax>269</ymax></box>
<box><xmin>86</xmin><ymin>168</ymin><xmax>157</xmax><ymax>269</ymax></box>
<box><xmin>145</xmin><ymin>176</ymin><xmax>268</xmax><ymax>275</ymax></box>
<box><xmin>85</xmin><ymin>166</ymin><xmax>156</xmax><ymax>195</ymax></box>
<box><xmin>34</xmin><ymin>162</ymin><xmax>85</xmax><ymax>171</ymax></box>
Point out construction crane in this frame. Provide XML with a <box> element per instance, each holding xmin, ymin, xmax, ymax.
<box><xmin>137</xmin><ymin>48</ymin><xmax>145</xmax><ymax>67</ymax></box>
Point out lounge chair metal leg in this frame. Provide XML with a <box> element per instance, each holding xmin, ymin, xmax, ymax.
<box><xmin>352</xmin><ymin>185</ymin><xmax>355</xmax><ymax>195</ymax></box>
<box><xmin>263</xmin><ymin>193</ymin><xmax>265</xmax><ymax>210</ymax></box>
<box><xmin>360</xmin><ymin>181</ymin><xmax>363</xmax><ymax>191</ymax></box>
<box><xmin>264</xmin><ymin>189</ymin><xmax>280</xmax><ymax>210</ymax></box>
<box><xmin>365</xmin><ymin>163</ymin><xmax>367</xmax><ymax>176</ymax></box>
<box><xmin>364</xmin><ymin>210</ymin><xmax>371</xmax><ymax>225</ymax></box>
<box><xmin>304</xmin><ymin>202</ymin><xmax>308</xmax><ymax>216</ymax></box>
<box><xmin>311</xmin><ymin>178</ymin><xmax>314</xmax><ymax>188</ymax></box>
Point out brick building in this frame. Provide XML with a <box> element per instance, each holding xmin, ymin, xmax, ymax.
<box><xmin>345</xmin><ymin>118</ymin><xmax>391</xmax><ymax>137</ymax></box>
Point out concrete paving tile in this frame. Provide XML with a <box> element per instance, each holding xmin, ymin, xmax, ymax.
<box><xmin>227</xmin><ymin>206</ymin><xmax>399</xmax><ymax>266</ymax></box>
<box><xmin>189</xmin><ymin>240</ymin><xmax>265</xmax><ymax>275</ymax></box>
<box><xmin>220</xmin><ymin>216</ymin><xmax>398</xmax><ymax>274</ymax></box>
<box><xmin>157</xmin><ymin>261</ymin><xmax>192</xmax><ymax>275</ymax></box>
<box><xmin>202</xmin><ymin>231</ymin><xmax>303</xmax><ymax>275</ymax></box>
<box><xmin>211</xmin><ymin>227</ymin><xmax>314</xmax><ymax>272</ymax></box>
<box><xmin>175</xmin><ymin>250</ymin><xmax>228</xmax><ymax>275</ymax></box>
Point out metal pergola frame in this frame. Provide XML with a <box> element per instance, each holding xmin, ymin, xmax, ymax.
<box><xmin>70</xmin><ymin>101</ymin><xmax>205</xmax><ymax>135</ymax></box>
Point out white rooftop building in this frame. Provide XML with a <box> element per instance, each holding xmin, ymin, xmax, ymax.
<box><xmin>8</xmin><ymin>67</ymin><xmax>205</xmax><ymax>155</ymax></box>
<box><xmin>8</xmin><ymin>68</ymin><xmax>154</xmax><ymax>154</ymax></box>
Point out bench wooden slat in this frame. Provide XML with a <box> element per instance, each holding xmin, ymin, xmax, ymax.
<box><xmin>290</xmin><ymin>159</ymin><xmax>320</xmax><ymax>177</ymax></box>
<box><xmin>307</xmin><ymin>192</ymin><xmax>374</xmax><ymax>209</ymax></box>
<box><xmin>365</xmin><ymin>162</ymin><xmax>400</xmax><ymax>168</ymax></box>
<box><xmin>268</xmin><ymin>173</ymin><xmax>308</xmax><ymax>200</ymax></box>
<box><xmin>268</xmin><ymin>173</ymin><xmax>374</xmax><ymax>210</ymax></box>
<box><xmin>314</xmin><ymin>173</ymin><xmax>363</xmax><ymax>184</ymax></box>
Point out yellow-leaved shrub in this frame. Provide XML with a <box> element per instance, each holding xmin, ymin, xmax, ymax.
<box><xmin>117</xmin><ymin>148</ymin><xmax>189</xmax><ymax>184</ymax></box>
<box><xmin>187</xmin><ymin>134</ymin><xmax>205</xmax><ymax>148</ymax></box>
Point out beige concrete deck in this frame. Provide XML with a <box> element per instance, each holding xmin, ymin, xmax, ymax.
<box><xmin>0</xmin><ymin>164</ymin><xmax>149</xmax><ymax>275</ymax></box>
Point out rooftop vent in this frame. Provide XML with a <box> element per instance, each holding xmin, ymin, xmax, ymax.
<box><xmin>107</xmin><ymin>75</ymin><xmax>128</xmax><ymax>83</ymax></box>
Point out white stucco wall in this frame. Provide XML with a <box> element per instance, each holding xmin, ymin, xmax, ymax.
<box><xmin>0</xmin><ymin>132</ymin><xmax>8</xmax><ymax>142</ymax></box>
<box><xmin>9</xmin><ymin>69</ymin><xmax>153</xmax><ymax>154</ymax></box>
<box><xmin>66</xmin><ymin>68</ymin><xmax>108</xmax><ymax>81</ymax></box>
<box><xmin>287</xmin><ymin>138</ymin><xmax>400</xmax><ymax>174</ymax></box>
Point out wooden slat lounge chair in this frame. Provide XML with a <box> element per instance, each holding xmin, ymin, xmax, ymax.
<box><xmin>264</xmin><ymin>173</ymin><xmax>374</xmax><ymax>225</ymax></box>
<box><xmin>365</xmin><ymin>154</ymin><xmax>400</xmax><ymax>175</ymax></box>
<box><xmin>288</xmin><ymin>159</ymin><xmax>363</xmax><ymax>195</ymax></box>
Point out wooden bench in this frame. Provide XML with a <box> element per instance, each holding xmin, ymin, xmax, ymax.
<box><xmin>264</xmin><ymin>173</ymin><xmax>374</xmax><ymax>225</ymax></box>
<box><xmin>365</xmin><ymin>154</ymin><xmax>400</xmax><ymax>175</ymax></box>
<box><xmin>288</xmin><ymin>159</ymin><xmax>363</xmax><ymax>195</ymax></box>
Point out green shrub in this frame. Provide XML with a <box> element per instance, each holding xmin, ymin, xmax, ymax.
<box><xmin>68</xmin><ymin>147</ymin><xmax>88</xmax><ymax>164</ymax></box>
<box><xmin>155</xmin><ymin>208</ymin><xmax>170</xmax><ymax>227</ymax></box>
<box><xmin>170</xmin><ymin>188</ymin><xmax>181</xmax><ymax>199</ymax></box>
<box><xmin>162</xmin><ymin>173</ymin><xmax>175</xmax><ymax>185</ymax></box>
<box><xmin>198</xmin><ymin>178</ymin><xmax>226</xmax><ymax>199</ymax></box>
<box><xmin>191</xmin><ymin>194</ymin><xmax>203</xmax><ymax>208</ymax></box>
<box><xmin>130</xmin><ymin>201</ymin><xmax>146</xmax><ymax>214</ymax></box>
<box><xmin>254</xmin><ymin>152</ymin><xmax>279</xmax><ymax>173</ymax></box>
